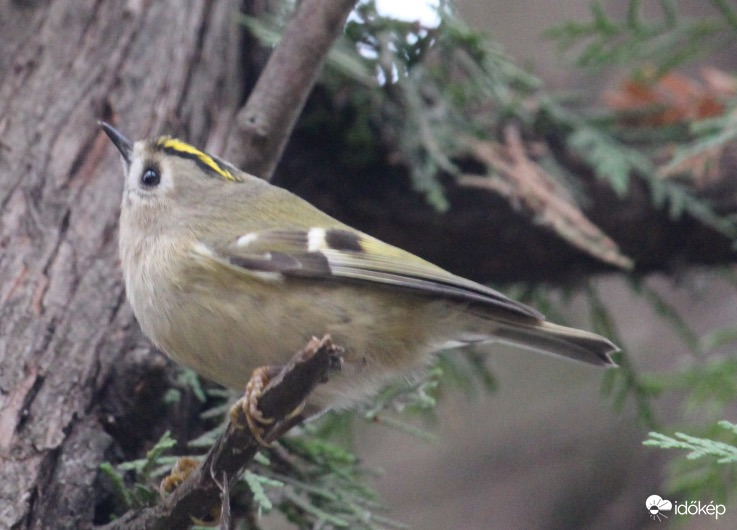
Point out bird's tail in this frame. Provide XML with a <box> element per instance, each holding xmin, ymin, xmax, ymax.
<box><xmin>457</xmin><ymin>318</ymin><xmax>618</xmax><ymax>367</ymax></box>
<box><xmin>492</xmin><ymin>320</ymin><xmax>618</xmax><ymax>366</ymax></box>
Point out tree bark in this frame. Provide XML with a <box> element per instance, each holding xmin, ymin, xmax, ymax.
<box><xmin>0</xmin><ymin>1</ymin><xmax>245</xmax><ymax>527</ymax></box>
<box><xmin>225</xmin><ymin>0</ymin><xmax>358</xmax><ymax>179</ymax></box>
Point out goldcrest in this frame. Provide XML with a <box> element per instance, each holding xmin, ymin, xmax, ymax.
<box><xmin>101</xmin><ymin>123</ymin><xmax>617</xmax><ymax>415</ymax></box>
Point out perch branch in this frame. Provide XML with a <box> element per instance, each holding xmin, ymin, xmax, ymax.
<box><xmin>100</xmin><ymin>335</ymin><xmax>344</xmax><ymax>530</ymax></box>
<box><xmin>226</xmin><ymin>0</ymin><xmax>359</xmax><ymax>180</ymax></box>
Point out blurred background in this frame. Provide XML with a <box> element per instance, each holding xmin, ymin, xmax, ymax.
<box><xmin>357</xmin><ymin>275</ymin><xmax>737</xmax><ymax>529</ymax></box>
<box><xmin>338</xmin><ymin>1</ymin><xmax>737</xmax><ymax>528</ymax></box>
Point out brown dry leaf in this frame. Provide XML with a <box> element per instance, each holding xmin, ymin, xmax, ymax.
<box><xmin>604</xmin><ymin>68</ymin><xmax>731</xmax><ymax>127</ymax></box>
<box><xmin>608</xmin><ymin>68</ymin><xmax>737</xmax><ymax>186</ymax></box>
<box><xmin>459</xmin><ymin>126</ymin><xmax>633</xmax><ymax>270</ymax></box>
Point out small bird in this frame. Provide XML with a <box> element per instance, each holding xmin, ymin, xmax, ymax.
<box><xmin>101</xmin><ymin>122</ymin><xmax>617</xmax><ymax>428</ymax></box>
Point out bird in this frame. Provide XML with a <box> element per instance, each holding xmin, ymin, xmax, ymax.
<box><xmin>100</xmin><ymin>122</ymin><xmax>617</xmax><ymax>438</ymax></box>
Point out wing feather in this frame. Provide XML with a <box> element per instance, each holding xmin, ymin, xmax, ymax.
<box><xmin>198</xmin><ymin>228</ymin><xmax>543</xmax><ymax>320</ymax></box>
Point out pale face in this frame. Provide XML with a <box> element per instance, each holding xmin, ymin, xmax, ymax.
<box><xmin>101</xmin><ymin>122</ymin><xmax>244</xmax><ymax>234</ymax></box>
<box><xmin>123</xmin><ymin>142</ymin><xmax>176</xmax><ymax>207</ymax></box>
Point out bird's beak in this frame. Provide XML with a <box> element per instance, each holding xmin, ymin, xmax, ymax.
<box><xmin>99</xmin><ymin>121</ymin><xmax>133</xmax><ymax>167</ymax></box>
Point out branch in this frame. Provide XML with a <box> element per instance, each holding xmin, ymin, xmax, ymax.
<box><xmin>226</xmin><ymin>0</ymin><xmax>359</xmax><ymax>180</ymax></box>
<box><xmin>274</xmin><ymin>128</ymin><xmax>737</xmax><ymax>283</ymax></box>
<box><xmin>101</xmin><ymin>336</ymin><xmax>343</xmax><ymax>530</ymax></box>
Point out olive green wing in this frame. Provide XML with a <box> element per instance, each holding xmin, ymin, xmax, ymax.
<box><xmin>194</xmin><ymin>227</ymin><xmax>544</xmax><ymax>321</ymax></box>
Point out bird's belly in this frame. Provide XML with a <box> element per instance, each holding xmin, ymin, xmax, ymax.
<box><xmin>142</xmin><ymin>279</ymin><xmax>451</xmax><ymax>410</ymax></box>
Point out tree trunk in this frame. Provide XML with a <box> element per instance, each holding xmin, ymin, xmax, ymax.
<box><xmin>0</xmin><ymin>1</ymin><xmax>244</xmax><ymax>527</ymax></box>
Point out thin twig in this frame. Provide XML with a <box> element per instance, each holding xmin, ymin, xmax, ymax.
<box><xmin>100</xmin><ymin>336</ymin><xmax>343</xmax><ymax>530</ymax></box>
<box><xmin>225</xmin><ymin>0</ymin><xmax>359</xmax><ymax>180</ymax></box>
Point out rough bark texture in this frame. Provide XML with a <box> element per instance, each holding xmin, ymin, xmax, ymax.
<box><xmin>0</xmin><ymin>1</ymin><xmax>245</xmax><ymax>527</ymax></box>
<box><xmin>1</xmin><ymin>0</ymin><xmax>736</xmax><ymax>528</ymax></box>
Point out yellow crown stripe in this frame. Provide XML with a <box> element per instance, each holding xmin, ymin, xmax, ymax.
<box><xmin>157</xmin><ymin>137</ymin><xmax>238</xmax><ymax>182</ymax></box>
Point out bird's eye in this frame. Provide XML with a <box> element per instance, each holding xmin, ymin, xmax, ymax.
<box><xmin>141</xmin><ymin>167</ymin><xmax>161</xmax><ymax>187</ymax></box>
